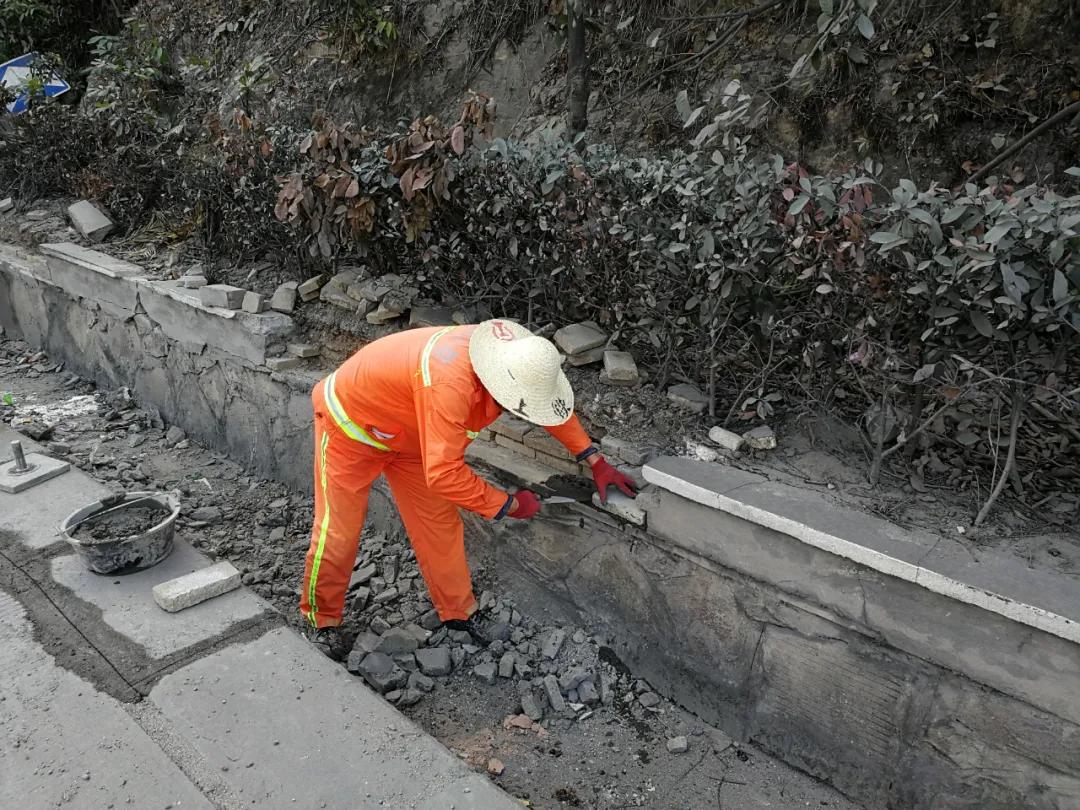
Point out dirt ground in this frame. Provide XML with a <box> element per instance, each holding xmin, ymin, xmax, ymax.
<box><xmin>0</xmin><ymin>334</ymin><xmax>865</xmax><ymax>810</ymax></box>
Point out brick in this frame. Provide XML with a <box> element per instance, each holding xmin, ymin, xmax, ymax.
<box><xmin>265</xmin><ymin>356</ymin><xmax>300</xmax><ymax>371</ymax></box>
<box><xmin>152</xmin><ymin>562</ymin><xmax>241</xmax><ymax>612</ymax></box>
<box><xmin>241</xmin><ymin>291</ymin><xmax>267</xmax><ymax>313</ymax></box>
<box><xmin>709</xmin><ymin>426</ymin><xmax>745</xmax><ymax>451</ymax></box>
<box><xmin>553</xmin><ymin>323</ymin><xmax>607</xmax><ymax>355</ymax></box>
<box><xmin>600</xmin><ymin>435</ymin><xmax>655</xmax><ymax>466</ymax></box>
<box><xmin>592</xmin><ymin>490</ymin><xmax>647</xmax><ymax>527</ymax></box>
<box><xmin>522</xmin><ymin>429</ymin><xmax>573</xmax><ymax>459</ymax></box>
<box><xmin>199</xmin><ymin>284</ymin><xmax>246</xmax><ymax>310</ymax></box>
<box><xmin>409</xmin><ymin>306</ymin><xmax>455</xmax><ymax>327</ymax></box>
<box><xmin>298</xmin><ymin>274</ymin><xmax>328</xmax><ymax>301</ymax></box>
<box><xmin>667</xmin><ymin>383</ymin><xmax>709</xmax><ymax>414</ymax></box>
<box><xmin>270</xmin><ymin>281</ymin><xmax>299</xmax><ymax>313</ymax></box>
<box><xmin>495</xmin><ymin>434</ymin><xmax>535</xmax><ymax>458</ymax></box>
<box><xmin>491</xmin><ymin>414</ymin><xmax>533</xmax><ymax>441</ymax></box>
<box><xmin>535</xmin><ymin>452</ymin><xmax>580</xmax><ymax>476</ymax></box>
<box><xmin>565</xmin><ymin>344</ymin><xmax>607</xmax><ymax>367</ymax></box>
<box><xmin>603</xmin><ymin>350</ymin><xmax>639</xmax><ymax>382</ymax></box>
<box><xmin>287</xmin><ymin>343</ymin><xmax>320</xmax><ymax>358</ymax></box>
<box><xmin>66</xmin><ymin>200</ymin><xmax>114</xmax><ymax>243</ymax></box>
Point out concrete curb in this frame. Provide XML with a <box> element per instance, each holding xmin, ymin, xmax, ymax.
<box><xmin>643</xmin><ymin>457</ymin><xmax>1080</xmax><ymax>645</ymax></box>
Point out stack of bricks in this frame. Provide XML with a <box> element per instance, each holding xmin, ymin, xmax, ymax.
<box><xmin>485</xmin><ymin>415</ymin><xmax>593</xmax><ymax>477</ymax></box>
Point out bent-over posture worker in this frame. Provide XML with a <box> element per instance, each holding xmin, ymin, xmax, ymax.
<box><xmin>301</xmin><ymin>319</ymin><xmax>636</xmax><ymax>654</ymax></box>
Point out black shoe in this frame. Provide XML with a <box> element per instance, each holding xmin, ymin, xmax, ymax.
<box><xmin>443</xmin><ymin>616</ymin><xmax>490</xmax><ymax>646</ymax></box>
<box><xmin>306</xmin><ymin>626</ymin><xmax>350</xmax><ymax>661</ymax></box>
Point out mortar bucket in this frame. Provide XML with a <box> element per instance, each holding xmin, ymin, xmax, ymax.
<box><xmin>60</xmin><ymin>491</ymin><xmax>180</xmax><ymax>574</ymax></box>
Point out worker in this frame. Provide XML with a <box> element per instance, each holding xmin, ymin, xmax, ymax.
<box><xmin>301</xmin><ymin>319</ymin><xmax>637</xmax><ymax>657</ymax></box>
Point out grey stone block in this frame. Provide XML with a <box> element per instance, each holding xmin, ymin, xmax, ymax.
<box><xmin>199</xmin><ymin>284</ymin><xmax>246</xmax><ymax>310</ymax></box>
<box><xmin>270</xmin><ymin>282</ymin><xmax>298</xmax><ymax>313</ymax></box>
<box><xmin>541</xmin><ymin>628</ymin><xmax>566</xmax><ymax>659</ymax></box>
<box><xmin>474</xmin><ymin>662</ymin><xmax>497</xmax><ymax>685</ymax></box>
<box><xmin>152</xmin><ymin>562</ymin><xmax>241</xmax><ymax>612</ymax></box>
<box><xmin>554</xmin><ymin>323</ymin><xmax>607</xmax><ymax>355</ymax></box>
<box><xmin>241</xmin><ymin>291</ymin><xmax>267</xmax><ymax>313</ymax></box>
<box><xmin>592</xmin><ymin>490</ymin><xmax>646</xmax><ymax>526</ymax></box>
<box><xmin>600</xmin><ymin>435</ymin><xmax>655</xmax><ymax>466</ymax></box>
<box><xmin>366</xmin><ymin>301</ymin><xmax>404</xmax><ymax>324</ymax></box>
<box><xmin>565</xmin><ymin>344</ymin><xmax>607</xmax><ymax>367</ymax></box>
<box><xmin>409</xmin><ymin>306</ymin><xmax>455</xmax><ymax>327</ymax></box>
<box><xmin>265</xmin><ymin>357</ymin><xmax>300</xmax><ymax>371</ymax></box>
<box><xmin>498</xmin><ymin>652</ymin><xmax>516</xmax><ymax>679</ymax></box>
<box><xmin>375</xmin><ymin>627</ymin><xmax>421</xmax><ymax>655</ymax></box>
<box><xmin>0</xmin><ymin>197</ymin><xmax>13</xmax><ymax>213</ymax></box>
<box><xmin>666</xmin><ymin>736</ymin><xmax>689</xmax><ymax>754</ymax></box>
<box><xmin>66</xmin><ymin>200</ymin><xmax>115</xmax><ymax>243</ymax></box>
<box><xmin>178</xmin><ymin>275</ymin><xmax>208</xmax><ymax>289</ymax></box>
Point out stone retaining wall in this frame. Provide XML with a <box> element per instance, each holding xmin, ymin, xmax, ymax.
<box><xmin>3</xmin><ymin>240</ymin><xmax>1079</xmax><ymax>810</ymax></box>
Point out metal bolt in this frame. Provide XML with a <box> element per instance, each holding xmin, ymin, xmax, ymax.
<box><xmin>9</xmin><ymin>441</ymin><xmax>35</xmax><ymax>475</ymax></box>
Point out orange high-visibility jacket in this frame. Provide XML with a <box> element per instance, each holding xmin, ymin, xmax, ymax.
<box><xmin>325</xmin><ymin>325</ymin><xmax>592</xmax><ymax>518</ymax></box>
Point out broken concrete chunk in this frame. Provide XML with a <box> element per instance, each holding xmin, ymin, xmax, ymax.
<box><xmin>270</xmin><ymin>281</ymin><xmax>299</xmax><ymax>313</ymax></box>
<box><xmin>543</xmin><ymin>674</ymin><xmax>567</xmax><ymax>712</ymax></box>
<box><xmin>177</xmin><ymin>275</ymin><xmax>208</xmax><ymax>289</ymax></box>
<box><xmin>357</xmin><ymin>652</ymin><xmax>408</xmax><ymax>693</ymax></box>
<box><xmin>0</xmin><ymin>197</ymin><xmax>13</xmax><ymax>214</ymax></box>
<box><xmin>165</xmin><ymin>425</ymin><xmax>186</xmax><ymax>446</ymax></box>
<box><xmin>709</xmin><ymin>426</ymin><xmax>745</xmax><ymax>452</ymax></box>
<box><xmin>352</xmin><ymin>631</ymin><xmax>382</xmax><ymax>657</ymax></box>
<box><xmin>152</xmin><ymin>562</ymin><xmax>240</xmax><ymax>612</ymax></box>
<box><xmin>287</xmin><ymin>343</ymin><xmax>320</xmax><ymax>358</ymax></box>
<box><xmin>667</xmin><ymin>736</ymin><xmax>689</xmax><ymax>754</ymax></box>
<box><xmin>638</xmin><ymin>691</ymin><xmax>661</xmax><ymax>708</ymax></box>
<box><xmin>541</xmin><ymin>628</ymin><xmax>567</xmax><ymax>660</ymax></box>
<box><xmin>241</xmin><ymin>291</ymin><xmax>267</xmax><ymax>313</ymax></box>
<box><xmin>298</xmin><ymin>274</ymin><xmax>328</xmax><ymax>301</ymax></box>
<box><xmin>369</xmin><ymin>615</ymin><xmax>391</xmax><ymax>635</ymax></box>
<box><xmin>415</xmin><ymin>646</ymin><xmax>452</xmax><ymax>676</ymax></box>
<box><xmin>351</xmin><ymin>563</ymin><xmax>377</xmax><ymax>587</ymax></box>
<box><xmin>558</xmin><ymin>667</ymin><xmax>590</xmax><ymax>692</ymax></box>
<box><xmin>67</xmin><ymin>200</ymin><xmax>114</xmax><ymax>243</ymax></box>
<box><xmin>372</xmin><ymin>585</ymin><xmax>399</xmax><ymax>605</ymax></box>
<box><xmin>521</xmin><ymin>691</ymin><xmax>544</xmax><ymax>721</ymax></box>
<box><xmin>408</xmin><ymin>671</ymin><xmax>435</xmax><ymax>693</ymax></box>
<box><xmin>743</xmin><ymin>425</ymin><xmax>777</xmax><ymax>450</ymax></box>
<box><xmin>374</xmin><ymin>626</ymin><xmax>420</xmax><ymax>655</ymax></box>
<box><xmin>265</xmin><ymin>357</ymin><xmax>300</xmax><ymax>372</ymax></box>
<box><xmin>603</xmin><ymin>350</ymin><xmax>639</xmax><ymax>382</ymax></box>
<box><xmin>199</xmin><ymin>284</ymin><xmax>246</xmax><ymax>310</ymax></box>
<box><xmin>419</xmin><ymin>608</ymin><xmax>441</xmax><ymax>631</ymax></box>
<box><xmin>553</xmin><ymin>323</ymin><xmax>607</xmax><ymax>355</ymax></box>
<box><xmin>409</xmin><ymin>306</ymin><xmax>455</xmax><ymax>328</ymax></box>
<box><xmin>474</xmin><ymin>662</ymin><xmax>498</xmax><ymax>686</ymax></box>
<box><xmin>668</xmin><ymin>383</ymin><xmax>709</xmax><ymax>413</ymax></box>
<box><xmin>578</xmin><ymin>680</ymin><xmax>600</xmax><ymax>706</ymax></box>
<box><xmin>499</xmin><ymin>652</ymin><xmax>516</xmax><ymax>679</ymax></box>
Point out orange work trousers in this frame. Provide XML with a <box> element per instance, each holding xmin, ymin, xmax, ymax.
<box><xmin>299</xmin><ymin>382</ymin><xmax>477</xmax><ymax>629</ymax></box>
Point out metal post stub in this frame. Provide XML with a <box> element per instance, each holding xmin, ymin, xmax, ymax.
<box><xmin>0</xmin><ymin>446</ymin><xmax>70</xmax><ymax>494</ymax></box>
<box><xmin>9</xmin><ymin>440</ymin><xmax>35</xmax><ymax>474</ymax></box>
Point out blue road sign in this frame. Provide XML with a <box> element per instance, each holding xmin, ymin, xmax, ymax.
<box><xmin>0</xmin><ymin>52</ymin><xmax>71</xmax><ymax>114</ymax></box>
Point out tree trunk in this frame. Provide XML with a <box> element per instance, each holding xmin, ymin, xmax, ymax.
<box><xmin>566</xmin><ymin>0</ymin><xmax>589</xmax><ymax>141</ymax></box>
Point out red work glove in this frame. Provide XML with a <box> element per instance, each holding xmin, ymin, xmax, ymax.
<box><xmin>590</xmin><ymin>457</ymin><xmax>637</xmax><ymax>504</ymax></box>
<box><xmin>509</xmin><ymin>490</ymin><xmax>541</xmax><ymax>520</ymax></box>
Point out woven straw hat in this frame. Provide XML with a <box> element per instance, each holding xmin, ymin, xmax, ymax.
<box><xmin>470</xmin><ymin>319</ymin><xmax>575</xmax><ymax>427</ymax></box>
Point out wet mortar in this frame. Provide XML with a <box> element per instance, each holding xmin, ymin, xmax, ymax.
<box><xmin>0</xmin><ymin>335</ymin><xmax>862</xmax><ymax>809</ymax></box>
<box><xmin>72</xmin><ymin>502</ymin><xmax>171</xmax><ymax>543</ymax></box>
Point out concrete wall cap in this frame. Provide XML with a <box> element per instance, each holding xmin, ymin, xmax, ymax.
<box><xmin>40</xmin><ymin>242</ymin><xmax>144</xmax><ymax>278</ymax></box>
<box><xmin>643</xmin><ymin>455</ymin><xmax>1080</xmax><ymax>646</ymax></box>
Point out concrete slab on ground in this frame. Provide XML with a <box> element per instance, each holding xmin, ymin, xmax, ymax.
<box><xmin>0</xmin><ymin>592</ymin><xmax>214</xmax><ymax>810</ymax></box>
<box><xmin>0</xmin><ymin>427</ymin><xmax>108</xmax><ymax>550</ymax></box>
<box><xmin>51</xmin><ymin>540</ymin><xmax>268</xmax><ymax>659</ymax></box>
<box><xmin>148</xmin><ymin>627</ymin><xmax>520</xmax><ymax>809</ymax></box>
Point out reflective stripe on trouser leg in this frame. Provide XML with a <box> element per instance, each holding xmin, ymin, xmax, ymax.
<box><xmin>383</xmin><ymin>455</ymin><xmax>477</xmax><ymax>621</ymax></box>
<box><xmin>300</xmin><ymin>385</ymin><xmax>383</xmax><ymax>629</ymax></box>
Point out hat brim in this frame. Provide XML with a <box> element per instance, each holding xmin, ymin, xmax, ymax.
<box><xmin>470</xmin><ymin>320</ymin><xmax>575</xmax><ymax>427</ymax></box>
